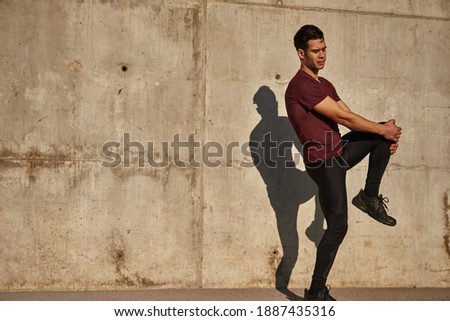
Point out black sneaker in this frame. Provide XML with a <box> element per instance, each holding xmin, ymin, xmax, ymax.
<box><xmin>352</xmin><ymin>189</ymin><xmax>396</xmax><ymax>226</ymax></box>
<box><xmin>304</xmin><ymin>286</ymin><xmax>336</xmax><ymax>301</ymax></box>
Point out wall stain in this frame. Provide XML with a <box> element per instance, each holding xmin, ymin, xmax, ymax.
<box><xmin>68</xmin><ymin>59</ymin><xmax>84</xmax><ymax>71</ymax></box>
<box><xmin>186</xmin><ymin>7</ymin><xmax>202</xmax><ymax>82</ymax></box>
<box><xmin>267</xmin><ymin>246</ymin><xmax>281</xmax><ymax>272</ymax></box>
<box><xmin>0</xmin><ymin>148</ymin><xmax>19</xmax><ymax>158</ymax></box>
<box><xmin>0</xmin><ymin>159</ymin><xmax>21</xmax><ymax>169</ymax></box>
<box><xmin>364</xmin><ymin>240</ymin><xmax>373</xmax><ymax>248</ymax></box>
<box><xmin>24</xmin><ymin>147</ymin><xmax>74</xmax><ymax>183</ymax></box>
<box><xmin>109</xmin><ymin>230</ymin><xmax>161</xmax><ymax>288</ymax></box>
<box><xmin>443</xmin><ymin>192</ymin><xmax>450</xmax><ymax>259</ymax></box>
<box><xmin>25</xmin><ymin>147</ymin><xmax>42</xmax><ymax>183</ymax></box>
<box><xmin>37</xmin><ymin>115</ymin><xmax>50</xmax><ymax>123</ymax></box>
<box><xmin>0</xmin><ymin>146</ymin><xmax>95</xmax><ymax>187</ymax></box>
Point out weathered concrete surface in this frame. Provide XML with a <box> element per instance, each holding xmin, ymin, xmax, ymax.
<box><xmin>0</xmin><ymin>0</ymin><xmax>449</xmax><ymax>291</ymax></box>
<box><xmin>1</xmin><ymin>0</ymin><xmax>206</xmax><ymax>290</ymax></box>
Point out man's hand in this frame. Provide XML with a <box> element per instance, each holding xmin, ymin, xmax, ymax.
<box><xmin>390</xmin><ymin>142</ymin><xmax>399</xmax><ymax>154</ymax></box>
<box><xmin>382</xmin><ymin>119</ymin><xmax>402</xmax><ymax>142</ymax></box>
<box><xmin>383</xmin><ymin>119</ymin><xmax>401</xmax><ymax>155</ymax></box>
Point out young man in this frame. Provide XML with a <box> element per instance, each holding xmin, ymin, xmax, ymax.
<box><xmin>285</xmin><ymin>25</ymin><xmax>402</xmax><ymax>300</ymax></box>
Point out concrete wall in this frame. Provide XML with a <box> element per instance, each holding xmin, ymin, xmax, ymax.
<box><xmin>0</xmin><ymin>0</ymin><xmax>448</xmax><ymax>291</ymax></box>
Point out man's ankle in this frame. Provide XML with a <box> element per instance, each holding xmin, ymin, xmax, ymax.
<box><xmin>363</xmin><ymin>188</ymin><xmax>378</xmax><ymax>198</ymax></box>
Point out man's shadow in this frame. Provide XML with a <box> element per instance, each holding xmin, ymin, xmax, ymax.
<box><xmin>249</xmin><ymin>86</ymin><xmax>324</xmax><ymax>300</ymax></box>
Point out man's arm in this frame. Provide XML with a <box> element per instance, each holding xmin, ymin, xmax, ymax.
<box><xmin>314</xmin><ymin>96</ymin><xmax>401</xmax><ymax>142</ymax></box>
<box><xmin>336</xmin><ymin>99</ymin><xmax>399</xmax><ymax>154</ymax></box>
<box><xmin>337</xmin><ymin>100</ymin><xmax>351</xmax><ymax>112</ymax></box>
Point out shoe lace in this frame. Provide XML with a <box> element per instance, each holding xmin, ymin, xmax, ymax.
<box><xmin>377</xmin><ymin>195</ymin><xmax>389</xmax><ymax>211</ymax></box>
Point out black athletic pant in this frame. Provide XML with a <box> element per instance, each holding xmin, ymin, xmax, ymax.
<box><xmin>305</xmin><ymin>131</ymin><xmax>392</xmax><ymax>293</ymax></box>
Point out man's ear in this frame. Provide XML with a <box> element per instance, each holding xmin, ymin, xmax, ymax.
<box><xmin>297</xmin><ymin>48</ymin><xmax>305</xmax><ymax>60</ymax></box>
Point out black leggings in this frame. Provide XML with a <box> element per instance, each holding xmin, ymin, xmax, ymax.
<box><xmin>305</xmin><ymin>131</ymin><xmax>392</xmax><ymax>291</ymax></box>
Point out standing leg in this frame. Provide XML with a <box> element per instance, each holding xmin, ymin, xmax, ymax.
<box><xmin>305</xmin><ymin>159</ymin><xmax>348</xmax><ymax>299</ymax></box>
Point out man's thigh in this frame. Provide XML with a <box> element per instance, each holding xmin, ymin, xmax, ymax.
<box><xmin>307</xmin><ymin>161</ymin><xmax>347</xmax><ymax>217</ymax></box>
<box><xmin>341</xmin><ymin>131</ymin><xmax>379</xmax><ymax>169</ymax></box>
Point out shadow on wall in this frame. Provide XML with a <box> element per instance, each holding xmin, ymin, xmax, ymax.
<box><xmin>249</xmin><ymin>86</ymin><xmax>324</xmax><ymax>297</ymax></box>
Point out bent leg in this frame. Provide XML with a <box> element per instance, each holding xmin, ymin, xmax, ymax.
<box><xmin>341</xmin><ymin>131</ymin><xmax>392</xmax><ymax>197</ymax></box>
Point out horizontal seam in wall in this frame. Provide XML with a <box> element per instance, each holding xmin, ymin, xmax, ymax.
<box><xmin>212</xmin><ymin>0</ymin><xmax>450</xmax><ymax>22</ymax></box>
<box><xmin>0</xmin><ymin>158</ymin><xmax>100</xmax><ymax>162</ymax></box>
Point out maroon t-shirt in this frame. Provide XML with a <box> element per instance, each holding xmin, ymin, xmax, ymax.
<box><xmin>285</xmin><ymin>69</ymin><xmax>343</xmax><ymax>164</ymax></box>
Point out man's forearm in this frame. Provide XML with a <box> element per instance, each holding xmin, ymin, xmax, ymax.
<box><xmin>337</xmin><ymin>111</ymin><xmax>385</xmax><ymax>135</ymax></box>
<box><xmin>313</xmin><ymin>97</ymin><xmax>399</xmax><ymax>141</ymax></box>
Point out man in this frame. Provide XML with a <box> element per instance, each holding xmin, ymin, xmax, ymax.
<box><xmin>285</xmin><ymin>25</ymin><xmax>402</xmax><ymax>301</ymax></box>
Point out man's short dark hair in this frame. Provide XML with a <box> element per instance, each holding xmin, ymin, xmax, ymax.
<box><xmin>293</xmin><ymin>25</ymin><xmax>324</xmax><ymax>50</ymax></box>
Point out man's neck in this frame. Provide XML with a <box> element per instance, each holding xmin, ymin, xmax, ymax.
<box><xmin>301</xmin><ymin>65</ymin><xmax>320</xmax><ymax>81</ymax></box>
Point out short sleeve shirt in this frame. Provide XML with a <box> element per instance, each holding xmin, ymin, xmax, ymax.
<box><xmin>285</xmin><ymin>69</ymin><xmax>343</xmax><ymax>164</ymax></box>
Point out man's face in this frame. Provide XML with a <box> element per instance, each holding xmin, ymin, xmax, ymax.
<box><xmin>298</xmin><ymin>39</ymin><xmax>327</xmax><ymax>72</ymax></box>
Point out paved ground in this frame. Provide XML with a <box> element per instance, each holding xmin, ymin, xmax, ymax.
<box><xmin>1</xmin><ymin>288</ymin><xmax>449</xmax><ymax>301</ymax></box>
